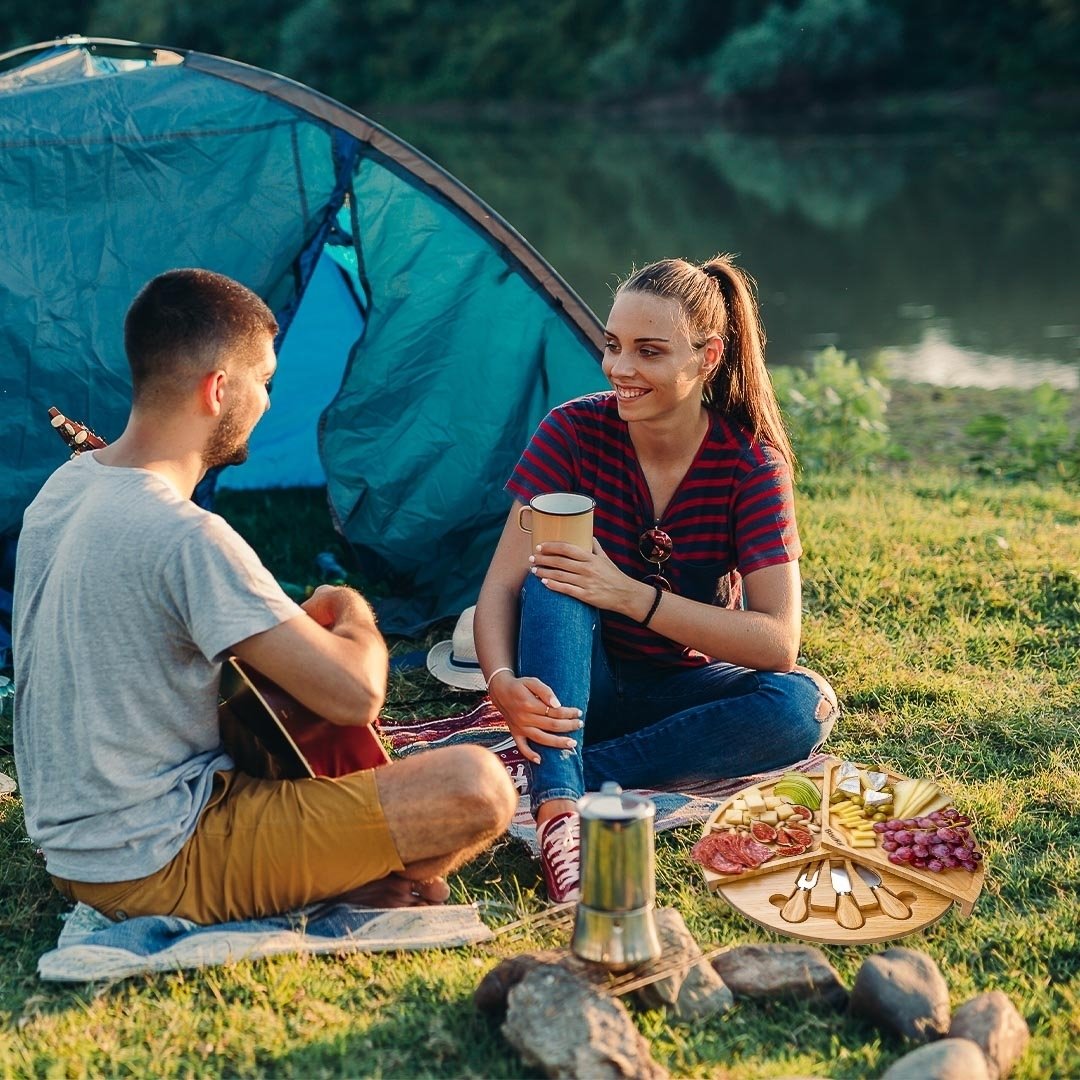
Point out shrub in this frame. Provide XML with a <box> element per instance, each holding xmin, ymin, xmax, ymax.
<box><xmin>772</xmin><ymin>347</ymin><xmax>892</xmax><ymax>474</ymax></box>
<box><xmin>965</xmin><ymin>383</ymin><xmax>1080</xmax><ymax>483</ymax></box>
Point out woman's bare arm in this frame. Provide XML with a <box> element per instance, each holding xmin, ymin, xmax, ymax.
<box><xmin>474</xmin><ymin>504</ymin><xmax>583</xmax><ymax>763</ymax></box>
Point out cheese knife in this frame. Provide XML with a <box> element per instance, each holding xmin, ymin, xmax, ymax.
<box><xmin>829</xmin><ymin>861</ymin><xmax>865</xmax><ymax>930</ymax></box>
<box><xmin>843</xmin><ymin>857</ymin><xmax>879</xmax><ymax>910</ymax></box>
<box><xmin>780</xmin><ymin>860</ymin><xmax>821</xmax><ymax>923</ymax></box>
<box><xmin>853</xmin><ymin>863</ymin><xmax>912</xmax><ymax>919</ymax></box>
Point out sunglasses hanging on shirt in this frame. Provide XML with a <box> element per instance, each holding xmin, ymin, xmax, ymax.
<box><xmin>638</xmin><ymin>526</ymin><xmax>673</xmax><ymax>592</ymax></box>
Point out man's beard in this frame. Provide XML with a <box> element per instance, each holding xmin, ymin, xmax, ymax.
<box><xmin>202</xmin><ymin>404</ymin><xmax>250</xmax><ymax>471</ymax></box>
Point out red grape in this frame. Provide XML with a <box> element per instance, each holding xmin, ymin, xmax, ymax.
<box><xmin>878</xmin><ymin>809</ymin><xmax>982</xmax><ymax>873</ymax></box>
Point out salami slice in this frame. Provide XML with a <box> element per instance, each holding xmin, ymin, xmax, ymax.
<box><xmin>740</xmin><ymin>835</ymin><xmax>776</xmax><ymax>867</ymax></box>
<box><xmin>726</xmin><ymin>834</ymin><xmax>775</xmax><ymax>868</ymax></box>
<box><xmin>690</xmin><ymin>833</ymin><xmax>745</xmax><ymax>875</ymax></box>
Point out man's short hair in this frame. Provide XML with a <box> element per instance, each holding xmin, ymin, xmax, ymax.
<box><xmin>124</xmin><ymin>269</ymin><xmax>279</xmax><ymax>405</ymax></box>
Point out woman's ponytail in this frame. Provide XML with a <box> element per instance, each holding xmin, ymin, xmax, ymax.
<box><xmin>698</xmin><ymin>256</ymin><xmax>793</xmax><ymax>469</ymax></box>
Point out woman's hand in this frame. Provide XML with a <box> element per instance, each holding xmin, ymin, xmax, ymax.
<box><xmin>487</xmin><ymin>672</ymin><xmax>582</xmax><ymax>765</ymax></box>
<box><xmin>528</xmin><ymin>540</ymin><xmax>648</xmax><ymax>619</ymax></box>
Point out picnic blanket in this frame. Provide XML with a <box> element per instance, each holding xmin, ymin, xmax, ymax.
<box><xmin>38</xmin><ymin>899</ymin><xmax>493</xmax><ymax>982</ymax></box>
<box><xmin>380</xmin><ymin>699</ymin><xmax>830</xmax><ymax>854</ymax></box>
<box><xmin>36</xmin><ymin>698</ymin><xmax>826</xmax><ymax>982</ymax></box>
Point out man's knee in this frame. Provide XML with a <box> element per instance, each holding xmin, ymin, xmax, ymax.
<box><xmin>462</xmin><ymin>746</ymin><xmax>519</xmax><ymax>833</ymax></box>
<box><xmin>433</xmin><ymin>745</ymin><xmax>518</xmax><ymax>834</ymax></box>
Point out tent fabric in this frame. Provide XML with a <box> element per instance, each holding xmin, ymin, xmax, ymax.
<box><xmin>0</xmin><ymin>38</ymin><xmax>606</xmax><ymax>640</ymax></box>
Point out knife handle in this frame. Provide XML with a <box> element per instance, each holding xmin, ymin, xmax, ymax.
<box><xmin>779</xmin><ymin>861</ymin><xmax>818</xmax><ymax>923</ymax></box>
<box><xmin>835</xmin><ymin>888</ymin><xmax>865</xmax><ymax>930</ymax></box>
<box><xmin>780</xmin><ymin>885</ymin><xmax>810</xmax><ymax>923</ymax></box>
<box><xmin>874</xmin><ymin>881</ymin><xmax>912</xmax><ymax>920</ymax></box>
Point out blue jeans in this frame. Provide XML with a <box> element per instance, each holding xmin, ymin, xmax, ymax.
<box><xmin>517</xmin><ymin>572</ymin><xmax>837</xmax><ymax>814</ymax></box>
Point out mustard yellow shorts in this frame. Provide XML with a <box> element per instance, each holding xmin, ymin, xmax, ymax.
<box><xmin>52</xmin><ymin>769</ymin><xmax>405</xmax><ymax>924</ymax></box>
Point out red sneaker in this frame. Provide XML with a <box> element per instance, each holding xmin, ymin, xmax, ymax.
<box><xmin>537</xmin><ymin>811</ymin><xmax>581</xmax><ymax>903</ymax></box>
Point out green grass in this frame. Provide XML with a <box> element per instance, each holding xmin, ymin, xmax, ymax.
<box><xmin>2</xmin><ymin>384</ymin><xmax>1079</xmax><ymax>1077</ymax></box>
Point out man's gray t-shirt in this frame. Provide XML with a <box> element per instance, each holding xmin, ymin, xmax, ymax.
<box><xmin>13</xmin><ymin>452</ymin><xmax>303</xmax><ymax>882</ymax></box>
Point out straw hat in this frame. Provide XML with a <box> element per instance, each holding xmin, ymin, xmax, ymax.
<box><xmin>425</xmin><ymin>606</ymin><xmax>487</xmax><ymax>691</ymax></box>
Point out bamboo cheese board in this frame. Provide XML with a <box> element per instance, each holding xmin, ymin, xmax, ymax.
<box><xmin>695</xmin><ymin>756</ymin><xmax>986</xmax><ymax>944</ymax></box>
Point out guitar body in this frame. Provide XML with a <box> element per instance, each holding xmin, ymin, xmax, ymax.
<box><xmin>48</xmin><ymin>404</ymin><xmax>389</xmax><ymax>781</ymax></box>
<box><xmin>220</xmin><ymin>658</ymin><xmax>389</xmax><ymax>780</ymax></box>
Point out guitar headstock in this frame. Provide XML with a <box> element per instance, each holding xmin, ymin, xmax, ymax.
<box><xmin>48</xmin><ymin>407</ymin><xmax>108</xmax><ymax>456</ymax></box>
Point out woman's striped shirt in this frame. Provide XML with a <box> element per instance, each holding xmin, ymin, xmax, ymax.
<box><xmin>506</xmin><ymin>392</ymin><xmax>801</xmax><ymax>668</ymax></box>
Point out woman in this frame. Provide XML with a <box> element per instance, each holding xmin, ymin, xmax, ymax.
<box><xmin>474</xmin><ymin>255</ymin><xmax>838</xmax><ymax>902</ymax></box>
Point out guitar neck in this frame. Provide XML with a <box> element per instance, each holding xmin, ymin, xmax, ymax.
<box><xmin>49</xmin><ymin>407</ymin><xmax>108</xmax><ymax>454</ymax></box>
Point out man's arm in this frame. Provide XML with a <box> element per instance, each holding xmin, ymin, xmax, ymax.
<box><xmin>231</xmin><ymin>585</ymin><xmax>388</xmax><ymax>727</ymax></box>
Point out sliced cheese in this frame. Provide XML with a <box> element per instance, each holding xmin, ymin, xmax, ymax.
<box><xmin>890</xmin><ymin>778</ymin><xmax>920</xmax><ymax>818</ymax></box>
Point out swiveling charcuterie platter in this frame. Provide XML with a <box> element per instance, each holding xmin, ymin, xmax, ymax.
<box><xmin>692</xmin><ymin>757</ymin><xmax>985</xmax><ymax>944</ymax></box>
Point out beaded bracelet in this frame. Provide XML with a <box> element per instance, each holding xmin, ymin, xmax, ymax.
<box><xmin>639</xmin><ymin>583</ymin><xmax>664</xmax><ymax>628</ymax></box>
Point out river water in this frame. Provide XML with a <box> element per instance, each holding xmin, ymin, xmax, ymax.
<box><xmin>388</xmin><ymin>116</ymin><xmax>1080</xmax><ymax>390</ymax></box>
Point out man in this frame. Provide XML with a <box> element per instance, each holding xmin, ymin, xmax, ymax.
<box><xmin>13</xmin><ymin>268</ymin><xmax>516</xmax><ymax>923</ymax></box>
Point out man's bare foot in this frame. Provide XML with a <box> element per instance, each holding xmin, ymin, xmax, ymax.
<box><xmin>334</xmin><ymin>872</ymin><xmax>451</xmax><ymax>908</ymax></box>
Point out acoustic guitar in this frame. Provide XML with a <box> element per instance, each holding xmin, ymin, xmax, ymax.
<box><xmin>46</xmin><ymin>406</ymin><xmax>388</xmax><ymax>780</ymax></box>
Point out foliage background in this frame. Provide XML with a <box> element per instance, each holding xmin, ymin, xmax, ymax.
<box><xmin>3</xmin><ymin>0</ymin><xmax>1080</xmax><ymax>110</ymax></box>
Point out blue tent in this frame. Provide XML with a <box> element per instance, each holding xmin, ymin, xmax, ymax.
<box><xmin>0</xmin><ymin>36</ymin><xmax>606</xmax><ymax>659</ymax></box>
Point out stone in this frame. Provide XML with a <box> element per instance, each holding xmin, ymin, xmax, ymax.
<box><xmin>502</xmin><ymin>965</ymin><xmax>669</xmax><ymax>1079</ymax></box>
<box><xmin>633</xmin><ymin>908</ymin><xmax>734</xmax><ymax>1021</ymax></box>
<box><xmin>475</xmin><ymin>950</ymin><xmax>605</xmax><ymax>1018</ymax></box>
<box><xmin>949</xmin><ymin>990</ymin><xmax>1030</xmax><ymax>1080</ymax></box>
<box><xmin>848</xmin><ymin>947</ymin><xmax>951</xmax><ymax>1043</ymax></box>
<box><xmin>711</xmin><ymin>943</ymin><xmax>848</xmax><ymax>1010</ymax></box>
<box><xmin>880</xmin><ymin>1037</ymin><xmax>990</xmax><ymax>1080</ymax></box>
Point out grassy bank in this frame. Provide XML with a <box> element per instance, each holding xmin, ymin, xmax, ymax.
<box><xmin>1</xmin><ymin>383</ymin><xmax>1078</xmax><ymax>1077</ymax></box>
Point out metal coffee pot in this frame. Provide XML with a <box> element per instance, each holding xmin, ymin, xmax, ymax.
<box><xmin>571</xmin><ymin>782</ymin><xmax>662</xmax><ymax>971</ymax></box>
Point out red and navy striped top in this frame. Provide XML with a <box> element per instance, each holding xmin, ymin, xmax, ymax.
<box><xmin>506</xmin><ymin>392</ymin><xmax>801</xmax><ymax>668</ymax></box>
